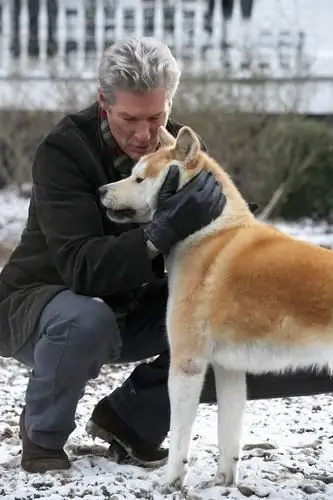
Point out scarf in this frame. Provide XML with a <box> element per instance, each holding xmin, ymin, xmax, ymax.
<box><xmin>99</xmin><ymin>108</ymin><xmax>134</xmax><ymax>179</ymax></box>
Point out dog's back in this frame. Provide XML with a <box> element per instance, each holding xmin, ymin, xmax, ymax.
<box><xmin>168</xmin><ymin>217</ymin><xmax>333</xmax><ymax>375</ymax></box>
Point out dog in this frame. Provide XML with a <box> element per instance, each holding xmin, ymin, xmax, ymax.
<box><xmin>99</xmin><ymin>125</ymin><xmax>333</xmax><ymax>489</ymax></box>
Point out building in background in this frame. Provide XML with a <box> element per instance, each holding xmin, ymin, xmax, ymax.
<box><xmin>0</xmin><ymin>0</ymin><xmax>332</xmax><ymax>114</ymax></box>
<box><xmin>0</xmin><ymin>0</ymin><xmax>331</xmax><ymax>79</ymax></box>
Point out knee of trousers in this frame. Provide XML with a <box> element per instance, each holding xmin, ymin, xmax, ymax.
<box><xmin>62</xmin><ymin>296</ymin><xmax>122</xmax><ymax>361</ymax></box>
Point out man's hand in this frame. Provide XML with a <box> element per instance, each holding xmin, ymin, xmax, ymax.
<box><xmin>144</xmin><ymin>164</ymin><xmax>226</xmax><ymax>255</ymax></box>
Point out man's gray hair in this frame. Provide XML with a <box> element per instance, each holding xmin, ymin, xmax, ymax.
<box><xmin>98</xmin><ymin>37</ymin><xmax>181</xmax><ymax>104</ymax></box>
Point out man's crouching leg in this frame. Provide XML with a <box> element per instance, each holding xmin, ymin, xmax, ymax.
<box><xmin>15</xmin><ymin>289</ymin><xmax>122</xmax><ymax>473</ymax></box>
<box><xmin>87</xmin><ymin>281</ymin><xmax>171</xmax><ymax>468</ymax></box>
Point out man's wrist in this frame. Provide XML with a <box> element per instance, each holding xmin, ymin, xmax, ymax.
<box><xmin>146</xmin><ymin>237</ymin><xmax>160</xmax><ymax>258</ymax></box>
<box><xmin>143</xmin><ymin>230</ymin><xmax>160</xmax><ymax>260</ymax></box>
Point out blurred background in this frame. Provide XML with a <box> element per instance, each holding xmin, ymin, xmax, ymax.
<box><xmin>1</xmin><ymin>0</ymin><xmax>333</xmax><ymax>265</ymax></box>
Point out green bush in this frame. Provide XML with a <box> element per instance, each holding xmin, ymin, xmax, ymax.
<box><xmin>274</xmin><ymin>119</ymin><xmax>333</xmax><ymax>220</ymax></box>
<box><xmin>172</xmin><ymin>106</ymin><xmax>333</xmax><ymax>220</ymax></box>
<box><xmin>252</xmin><ymin>116</ymin><xmax>333</xmax><ymax>219</ymax></box>
<box><xmin>0</xmin><ymin>109</ymin><xmax>63</xmax><ymax>189</ymax></box>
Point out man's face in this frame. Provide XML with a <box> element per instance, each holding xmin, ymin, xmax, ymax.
<box><xmin>99</xmin><ymin>88</ymin><xmax>170</xmax><ymax>160</ymax></box>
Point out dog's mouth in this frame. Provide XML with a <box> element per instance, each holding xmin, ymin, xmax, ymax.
<box><xmin>106</xmin><ymin>207</ymin><xmax>136</xmax><ymax>222</ymax></box>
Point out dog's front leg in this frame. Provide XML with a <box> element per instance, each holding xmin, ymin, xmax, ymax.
<box><xmin>163</xmin><ymin>359</ymin><xmax>207</xmax><ymax>489</ymax></box>
<box><xmin>212</xmin><ymin>364</ymin><xmax>246</xmax><ymax>487</ymax></box>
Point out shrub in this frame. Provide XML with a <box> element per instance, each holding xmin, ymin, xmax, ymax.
<box><xmin>0</xmin><ymin>109</ymin><xmax>63</xmax><ymax>190</ymax></box>
<box><xmin>274</xmin><ymin>119</ymin><xmax>333</xmax><ymax>221</ymax></box>
<box><xmin>172</xmin><ymin>105</ymin><xmax>333</xmax><ymax>220</ymax></box>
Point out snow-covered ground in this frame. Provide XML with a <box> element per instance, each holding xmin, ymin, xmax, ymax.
<box><xmin>1</xmin><ymin>185</ymin><xmax>333</xmax><ymax>500</ymax></box>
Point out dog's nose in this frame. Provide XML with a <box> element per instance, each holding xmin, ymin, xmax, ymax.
<box><xmin>99</xmin><ymin>185</ymin><xmax>107</xmax><ymax>197</ymax></box>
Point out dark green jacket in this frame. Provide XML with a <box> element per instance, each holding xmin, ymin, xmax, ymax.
<box><xmin>0</xmin><ymin>102</ymin><xmax>187</xmax><ymax>357</ymax></box>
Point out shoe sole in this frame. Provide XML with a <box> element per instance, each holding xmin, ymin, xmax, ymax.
<box><xmin>21</xmin><ymin>459</ymin><xmax>71</xmax><ymax>473</ymax></box>
<box><xmin>85</xmin><ymin>420</ymin><xmax>168</xmax><ymax>468</ymax></box>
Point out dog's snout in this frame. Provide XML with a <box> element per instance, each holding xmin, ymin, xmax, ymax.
<box><xmin>98</xmin><ymin>185</ymin><xmax>107</xmax><ymax>197</ymax></box>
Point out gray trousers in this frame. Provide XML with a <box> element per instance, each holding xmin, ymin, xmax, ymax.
<box><xmin>14</xmin><ymin>284</ymin><xmax>174</xmax><ymax>449</ymax></box>
<box><xmin>14</xmin><ymin>283</ymin><xmax>333</xmax><ymax>450</ymax></box>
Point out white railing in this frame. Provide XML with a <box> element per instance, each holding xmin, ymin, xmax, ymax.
<box><xmin>0</xmin><ymin>0</ymin><xmax>332</xmax><ymax>80</ymax></box>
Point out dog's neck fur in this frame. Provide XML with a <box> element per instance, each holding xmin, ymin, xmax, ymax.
<box><xmin>165</xmin><ymin>153</ymin><xmax>255</xmax><ymax>270</ymax></box>
<box><xmin>194</xmin><ymin>152</ymin><xmax>255</xmax><ymax>232</ymax></box>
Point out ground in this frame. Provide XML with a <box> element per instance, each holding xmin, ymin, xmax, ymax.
<box><xmin>0</xmin><ymin>186</ymin><xmax>333</xmax><ymax>499</ymax></box>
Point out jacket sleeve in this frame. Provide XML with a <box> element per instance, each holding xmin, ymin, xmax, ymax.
<box><xmin>33</xmin><ymin>134</ymin><xmax>157</xmax><ymax>296</ymax></box>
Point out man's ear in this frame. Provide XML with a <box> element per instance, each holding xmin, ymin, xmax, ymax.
<box><xmin>158</xmin><ymin>126</ymin><xmax>175</xmax><ymax>147</ymax></box>
<box><xmin>175</xmin><ymin>127</ymin><xmax>200</xmax><ymax>166</ymax></box>
<box><xmin>98</xmin><ymin>88</ymin><xmax>108</xmax><ymax>111</ymax></box>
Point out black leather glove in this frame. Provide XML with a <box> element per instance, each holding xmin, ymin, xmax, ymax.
<box><xmin>144</xmin><ymin>164</ymin><xmax>226</xmax><ymax>255</ymax></box>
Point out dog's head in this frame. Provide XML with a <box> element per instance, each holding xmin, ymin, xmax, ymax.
<box><xmin>99</xmin><ymin>125</ymin><xmax>208</xmax><ymax>224</ymax></box>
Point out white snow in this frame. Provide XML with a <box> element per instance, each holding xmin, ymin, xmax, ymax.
<box><xmin>1</xmin><ymin>186</ymin><xmax>333</xmax><ymax>499</ymax></box>
<box><xmin>0</xmin><ymin>185</ymin><xmax>30</xmax><ymax>246</ymax></box>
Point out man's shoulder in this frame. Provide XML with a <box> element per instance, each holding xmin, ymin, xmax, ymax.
<box><xmin>166</xmin><ymin>117</ymin><xmax>207</xmax><ymax>151</ymax></box>
<box><xmin>33</xmin><ymin>102</ymin><xmax>104</xmax><ymax>182</ymax></box>
<box><xmin>38</xmin><ymin>101</ymin><xmax>100</xmax><ymax>150</ymax></box>
<box><xmin>54</xmin><ymin>101</ymin><xmax>99</xmax><ymax>132</ymax></box>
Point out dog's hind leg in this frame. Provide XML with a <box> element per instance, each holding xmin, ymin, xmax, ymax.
<box><xmin>163</xmin><ymin>356</ymin><xmax>207</xmax><ymax>489</ymax></box>
<box><xmin>212</xmin><ymin>364</ymin><xmax>246</xmax><ymax>487</ymax></box>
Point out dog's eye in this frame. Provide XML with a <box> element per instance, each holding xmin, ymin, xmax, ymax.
<box><xmin>135</xmin><ymin>177</ymin><xmax>144</xmax><ymax>184</ymax></box>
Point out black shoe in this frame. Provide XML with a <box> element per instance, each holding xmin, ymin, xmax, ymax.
<box><xmin>19</xmin><ymin>408</ymin><xmax>71</xmax><ymax>473</ymax></box>
<box><xmin>86</xmin><ymin>397</ymin><xmax>168</xmax><ymax>467</ymax></box>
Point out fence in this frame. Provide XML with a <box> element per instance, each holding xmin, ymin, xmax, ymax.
<box><xmin>0</xmin><ymin>0</ymin><xmax>329</xmax><ymax>80</ymax></box>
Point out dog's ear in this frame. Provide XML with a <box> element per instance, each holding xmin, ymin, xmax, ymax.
<box><xmin>175</xmin><ymin>127</ymin><xmax>200</xmax><ymax>168</ymax></box>
<box><xmin>158</xmin><ymin>126</ymin><xmax>175</xmax><ymax>147</ymax></box>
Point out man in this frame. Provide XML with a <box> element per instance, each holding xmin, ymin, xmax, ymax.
<box><xmin>0</xmin><ymin>36</ymin><xmax>331</xmax><ymax>474</ymax></box>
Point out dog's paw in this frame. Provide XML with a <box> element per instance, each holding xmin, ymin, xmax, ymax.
<box><xmin>159</xmin><ymin>480</ymin><xmax>182</xmax><ymax>495</ymax></box>
<box><xmin>214</xmin><ymin>471</ymin><xmax>234</xmax><ymax>486</ymax></box>
<box><xmin>160</xmin><ymin>468</ymin><xmax>186</xmax><ymax>493</ymax></box>
<box><xmin>214</xmin><ymin>461</ymin><xmax>238</xmax><ymax>487</ymax></box>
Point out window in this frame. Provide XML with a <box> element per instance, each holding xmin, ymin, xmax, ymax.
<box><xmin>104</xmin><ymin>1</ymin><xmax>116</xmax><ymax>45</ymax></box>
<box><xmin>143</xmin><ymin>7</ymin><xmax>154</xmax><ymax>36</ymax></box>
<box><xmin>240</xmin><ymin>0</ymin><xmax>254</xmax><ymax>19</ymax></box>
<box><xmin>163</xmin><ymin>6</ymin><xmax>174</xmax><ymax>34</ymax></box>
<box><xmin>183</xmin><ymin>10</ymin><xmax>195</xmax><ymax>46</ymax></box>
<box><xmin>124</xmin><ymin>8</ymin><xmax>135</xmax><ymax>33</ymax></box>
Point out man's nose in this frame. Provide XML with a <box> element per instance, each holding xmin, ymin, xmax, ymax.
<box><xmin>134</xmin><ymin>123</ymin><xmax>150</xmax><ymax>141</ymax></box>
<box><xmin>99</xmin><ymin>185</ymin><xmax>107</xmax><ymax>197</ymax></box>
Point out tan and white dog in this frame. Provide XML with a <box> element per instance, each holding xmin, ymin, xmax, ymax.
<box><xmin>100</xmin><ymin>125</ymin><xmax>333</xmax><ymax>489</ymax></box>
